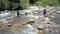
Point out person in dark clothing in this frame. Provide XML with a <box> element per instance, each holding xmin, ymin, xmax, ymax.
<box><xmin>43</xmin><ymin>9</ymin><xmax>47</xmax><ymax>17</ymax></box>
<box><xmin>17</xmin><ymin>10</ymin><xmax>20</xmax><ymax>17</ymax></box>
<box><xmin>25</xmin><ymin>12</ymin><xmax>28</xmax><ymax>16</ymax></box>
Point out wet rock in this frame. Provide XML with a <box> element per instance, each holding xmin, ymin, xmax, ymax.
<box><xmin>44</xmin><ymin>17</ymin><xmax>50</xmax><ymax>21</ymax></box>
<box><xmin>0</xmin><ymin>19</ymin><xmax>9</xmax><ymax>24</ymax></box>
<box><xmin>50</xmin><ymin>16</ymin><xmax>56</xmax><ymax>19</ymax></box>
<box><xmin>21</xmin><ymin>24</ymin><xmax>38</xmax><ymax>34</ymax></box>
<box><xmin>44</xmin><ymin>29</ymin><xmax>54</xmax><ymax>34</ymax></box>
<box><xmin>7</xmin><ymin>24</ymin><xmax>12</xmax><ymax>27</ymax></box>
<box><xmin>56</xmin><ymin>11</ymin><xmax>60</xmax><ymax>14</ymax></box>
<box><xmin>37</xmin><ymin>25</ymin><xmax>44</xmax><ymax>30</ymax></box>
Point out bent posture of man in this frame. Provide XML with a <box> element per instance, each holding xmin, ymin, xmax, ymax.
<box><xmin>43</xmin><ymin>9</ymin><xmax>47</xmax><ymax>17</ymax></box>
<box><xmin>17</xmin><ymin>11</ymin><xmax>20</xmax><ymax>17</ymax></box>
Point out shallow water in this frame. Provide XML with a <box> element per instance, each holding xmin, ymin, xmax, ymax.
<box><xmin>51</xmin><ymin>14</ymin><xmax>60</xmax><ymax>24</ymax></box>
<box><xmin>0</xmin><ymin>10</ymin><xmax>60</xmax><ymax>24</ymax></box>
<box><xmin>0</xmin><ymin>10</ymin><xmax>60</xmax><ymax>34</ymax></box>
<box><xmin>0</xmin><ymin>11</ymin><xmax>16</xmax><ymax>19</ymax></box>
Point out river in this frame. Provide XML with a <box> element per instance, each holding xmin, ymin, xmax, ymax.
<box><xmin>0</xmin><ymin>10</ymin><xmax>60</xmax><ymax>34</ymax></box>
<box><xmin>0</xmin><ymin>10</ymin><xmax>60</xmax><ymax>24</ymax></box>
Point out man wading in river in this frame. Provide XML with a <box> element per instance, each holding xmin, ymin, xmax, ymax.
<box><xmin>43</xmin><ymin>9</ymin><xmax>47</xmax><ymax>17</ymax></box>
<box><xmin>17</xmin><ymin>11</ymin><xmax>20</xmax><ymax>17</ymax></box>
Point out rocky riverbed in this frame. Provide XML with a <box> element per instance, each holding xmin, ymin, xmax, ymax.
<box><xmin>0</xmin><ymin>13</ymin><xmax>60</xmax><ymax>34</ymax></box>
<box><xmin>0</xmin><ymin>7</ymin><xmax>60</xmax><ymax>34</ymax></box>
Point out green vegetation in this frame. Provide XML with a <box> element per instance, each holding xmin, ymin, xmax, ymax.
<box><xmin>0</xmin><ymin>0</ymin><xmax>60</xmax><ymax>10</ymax></box>
<box><xmin>35</xmin><ymin>0</ymin><xmax>60</xmax><ymax>6</ymax></box>
<box><xmin>20</xmin><ymin>0</ymin><xmax>30</xmax><ymax>9</ymax></box>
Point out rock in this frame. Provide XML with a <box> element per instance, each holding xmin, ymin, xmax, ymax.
<box><xmin>0</xmin><ymin>19</ymin><xmax>9</xmax><ymax>24</ymax></box>
<box><xmin>39</xmin><ymin>15</ymin><xmax>44</xmax><ymax>18</ymax></box>
<box><xmin>27</xmin><ymin>21</ymin><xmax>35</xmax><ymax>25</ymax></box>
<box><xmin>47</xmin><ymin>22</ymin><xmax>51</xmax><ymax>24</ymax></box>
<box><xmin>21</xmin><ymin>24</ymin><xmax>38</xmax><ymax>34</ymax></box>
<box><xmin>6</xmin><ymin>24</ymin><xmax>12</xmax><ymax>27</ymax></box>
<box><xmin>37</xmin><ymin>25</ymin><xmax>44</xmax><ymax>30</ymax></box>
<box><xmin>56</xmin><ymin>11</ymin><xmax>60</xmax><ymax>14</ymax></box>
<box><xmin>45</xmin><ymin>17</ymin><xmax>50</xmax><ymax>21</ymax></box>
<box><xmin>44</xmin><ymin>29</ymin><xmax>50</xmax><ymax>34</ymax></box>
<box><xmin>29</xmin><ymin>19</ymin><xmax>35</xmax><ymax>21</ymax></box>
<box><xmin>51</xmin><ymin>16</ymin><xmax>56</xmax><ymax>19</ymax></box>
<box><xmin>28</xmin><ymin>15</ymin><xmax>39</xmax><ymax>20</ymax></box>
<box><xmin>33</xmin><ymin>12</ymin><xmax>38</xmax><ymax>14</ymax></box>
<box><xmin>38</xmin><ymin>30</ymin><xmax>43</xmax><ymax>34</ymax></box>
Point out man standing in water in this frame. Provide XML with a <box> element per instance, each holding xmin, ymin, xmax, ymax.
<box><xmin>25</xmin><ymin>12</ymin><xmax>28</xmax><ymax>16</ymax></box>
<box><xmin>17</xmin><ymin>10</ymin><xmax>20</xmax><ymax>17</ymax></box>
<box><xmin>43</xmin><ymin>8</ymin><xmax>47</xmax><ymax>17</ymax></box>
